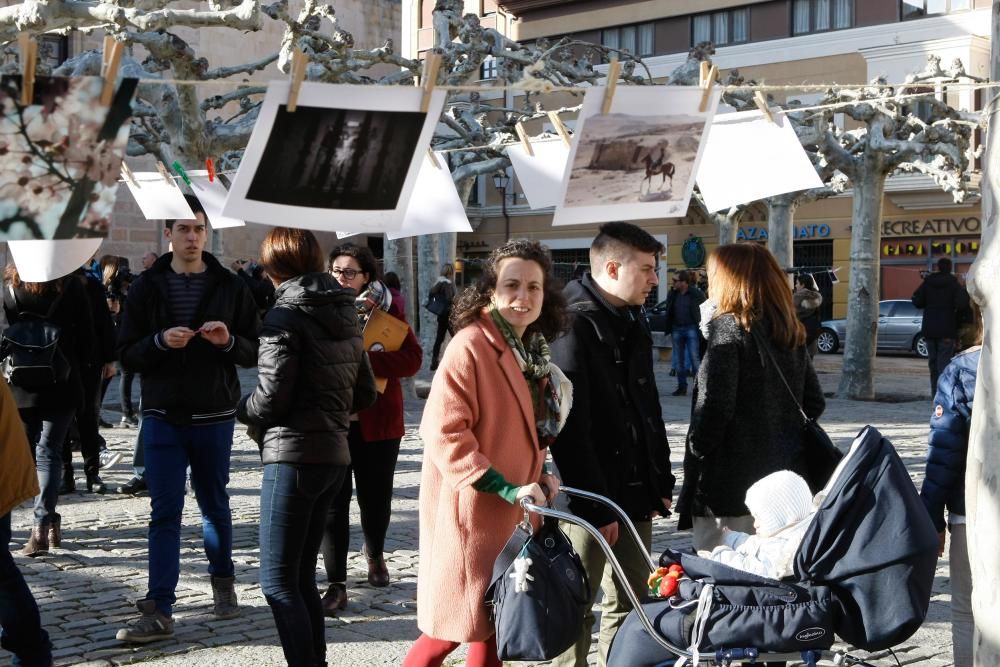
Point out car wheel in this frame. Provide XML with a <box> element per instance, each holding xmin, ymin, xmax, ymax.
<box><xmin>915</xmin><ymin>335</ymin><xmax>929</xmax><ymax>359</ymax></box>
<box><xmin>816</xmin><ymin>328</ymin><xmax>839</xmax><ymax>354</ymax></box>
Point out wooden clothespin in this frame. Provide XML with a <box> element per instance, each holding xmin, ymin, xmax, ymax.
<box><xmin>547</xmin><ymin>110</ymin><xmax>572</xmax><ymax>147</ymax></box>
<box><xmin>601</xmin><ymin>58</ymin><xmax>621</xmax><ymax>115</ymax></box>
<box><xmin>699</xmin><ymin>61</ymin><xmax>709</xmax><ymax>86</ymax></box>
<box><xmin>156</xmin><ymin>161</ymin><xmax>175</xmax><ymax>187</ymax></box>
<box><xmin>426</xmin><ymin>147</ymin><xmax>441</xmax><ymax>168</ymax></box>
<box><xmin>699</xmin><ymin>64</ymin><xmax>718</xmax><ymax>113</ymax></box>
<box><xmin>18</xmin><ymin>34</ymin><xmax>38</xmax><ymax>106</ymax></box>
<box><xmin>287</xmin><ymin>49</ymin><xmax>308</xmax><ymax>112</ymax></box>
<box><xmin>515</xmin><ymin>122</ymin><xmax>534</xmax><ymax>156</ymax></box>
<box><xmin>420</xmin><ymin>51</ymin><xmax>442</xmax><ymax>114</ymax></box>
<box><xmin>100</xmin><ymin>38</ymin><xmax>124</xmax><ymax>107</ymax></box>
<box><xmin>120</xmin><ymin>160</ymin><xmax>139</xmax><ymax>188</ymax></box>
<box><xmin>753</xmin><ymin>91</ymin><xmax>775</xmax><ymax>124</ymax></box>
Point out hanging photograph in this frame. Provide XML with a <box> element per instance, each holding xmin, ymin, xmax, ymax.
<box><xmin>223</xmin><ymin>81</ymin><xmax>447</xmax><ymax>233</ymax></box>
<box><xmin>0</xmin><ymin>75</ymin><xmax>135</xmax><ymax>241</ymax></box>
<box><xmin>552</xmin><ymin>85</ymin><xmax>719</xmax><ymax>226</ymax></box>
<box><xmin>695</xmin><ymin>109</ymin><xmax>824</xmax><ymax>213</ymax></box>
<box><xmin>123</xmin><ymin>171</ymin><xmax>196</xmax><ymax>221</ymax></box>
<box><xmin>8</xmin><ymin>238</ymin><xmax>105</xmax><ymax>282</ymax></box>
<box><xmin>386</xmin><ymin>151</ymin><xmax>472</xmax><ymax>240</ymax></box>
<box><xmin>188</xmin><ymin>171</ymin><xmax>244</xmax><ymax>229</ymax></box>
<box><xmin>506</xmin><ymin>139</ymin><xmax>571</xmax><ymax>210</ymax></box>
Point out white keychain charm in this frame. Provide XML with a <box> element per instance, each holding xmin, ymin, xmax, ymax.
<box><xmin>510</xmin><ymin>556</ymin><xmax>534</xmax><ymax>593</ymax></box>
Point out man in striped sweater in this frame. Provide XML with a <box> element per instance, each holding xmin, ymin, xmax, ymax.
<box><xmin>115</xmin><ymin>196</ymin><xmax>260</xmax><ymax>643</ymax></box>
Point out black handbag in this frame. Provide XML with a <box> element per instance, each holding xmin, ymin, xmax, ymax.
<box><xmin>752</xmin><ymin>327</ymin><xmax>843</xmax><ymax>494</ymax></box>
<box><xmin>1</xmin><ymin>285</ymin><xmax>71</xmax><ymax>391</ymax></box>
<box><xmin>486</xmin><ymin>515</ymin><xmax>590</xmax><ymax>661</ymax></box>
<box><xmin>424</xmin><ymin>291</ymin><xmax>449</xmax><ymax>317</ymax></box>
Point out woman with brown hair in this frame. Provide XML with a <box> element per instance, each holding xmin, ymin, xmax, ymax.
<box><xmin>1</xmin><ymin>265</ymin><xmax>92</xmax><ymax>556</ymax></box>
<box><xmin>676</xmin><ymin>243</ymin><xmax>825</xmax><ymax>552</ymax></box>
<box><xmin>402</xmin><ymin>239</ymin><xmax>571</xmax><ymax>667</ymax></box>
<box><xmin>237</xmin><ymin>228</ymin><xmax>375</xmax><ymax>667</ymax></box>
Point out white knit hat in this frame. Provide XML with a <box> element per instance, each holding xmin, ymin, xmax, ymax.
<box><xmin>744</xmin><ymin>470</ymin><xmax>814</xmax><ymax>538</ymax></box>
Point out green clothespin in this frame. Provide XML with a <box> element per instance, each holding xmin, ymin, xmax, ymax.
<box><xmin>171</xmin><ymin>160</ymin><xmax>192</xmax><ymax>186</ymax></box>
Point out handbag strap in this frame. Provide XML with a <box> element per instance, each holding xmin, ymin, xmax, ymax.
<box><xmin>749</xmin><ymin>325</ymin><xmax>808</xmax><ymax>423</ymax></box>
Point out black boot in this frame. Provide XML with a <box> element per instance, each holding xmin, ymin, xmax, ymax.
<box><xmin>86</xmin><ymin>472</ymin><xmax>107</xmax><ymax>494</ymax></box>
<box><xmin>60</xmin><ymin>465</ymin><xmax>76</xmax><ymax>494</ymax></box>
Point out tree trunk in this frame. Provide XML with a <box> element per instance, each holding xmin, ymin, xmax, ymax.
<box><xmin>964</xmin><ymin>2</ymin><xmax>1000</xmax><ymax>663</ymax></box>
<box><xmin>837</xmin><ymin>159</ymin><xmax>885</xmax><ymax>400</ymax></box>
<box><xmin>767</xmin><ymin>194</ymin><xmax>797</xmax><ymax>276</ymax></box>
<box><xmin>715</xmin><ymin>212</ymin><xmax>739</xmax><ymax>245</ymax></box>
<box><xmin>417</xmin><ymin>234</ymin><xmax>440</xmax><ymax>371</ymax></box>
<box><xmin>383</xmin><ymin>237</ymin><xmax>415</xmax><ymax>326</ymax></box>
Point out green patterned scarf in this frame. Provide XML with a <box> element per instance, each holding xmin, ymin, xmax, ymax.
<box><xmin>489</xmin><ymin>304</ymin><xmax>562</xmax><ymax>448</ymax></box>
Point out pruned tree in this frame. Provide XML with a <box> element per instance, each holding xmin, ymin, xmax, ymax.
<box><xmin>964</xmin><ymin>1</ymin><xmax>1000</xmax><ymax>663</ymax></box>
<box><xmin>802</xmin><ymin>56</ymin><xmax>982</xmax><ymax>399</ymax></box>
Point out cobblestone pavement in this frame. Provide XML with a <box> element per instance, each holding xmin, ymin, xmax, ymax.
<box><xmin>2</xmin><ymin>352</ymin><xmax>959</xmax><ymax>666</ymax></box>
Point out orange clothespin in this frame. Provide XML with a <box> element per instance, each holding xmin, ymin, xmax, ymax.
<box><xmin>100</xmin><ymin>38</ymin><xmax>124</xmax><ymax>107</ymax></box>
<box><xmin>601</xmin><ymin>58</ymin><xmax>620</xmax><ymax>115</ymax></box>
<box><xmin>699</xmin><ymin>64</ymin><xmax>718</xmax><ymax>113</ymax></box>
<box><xmin>287</xmin><ymin>49</ymin><xmax>308</xmax><ymax>112</ymax></box>
<box><xmin>420</xmin><ymin>51</ymin><xmax>442</xmax><ymax>114</ymax></box>
<box><xmin>754</xmin><ymin>91</ymin><xmax>775</xmax><ymax>124</ymax></box>
<box><xmin>515</xmin><ymin>122</ymin><xmax>534</xmax><ymax>157</ymax></box>
<box><xmin>18</xmin><ymin>34</ymin><xmax>38</xmax><ymax>106</ymax></box>
<box><xmin>547</xmin><ymin>111</ymin><xmax>572</xmax><ymax>147</ymax></box>
<box><xmin>206</xmin><ymin>158</ymin><xmax>216</xmax><ymax>182</ymax></box>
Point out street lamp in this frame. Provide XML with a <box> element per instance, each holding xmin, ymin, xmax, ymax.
<box><xmin>493</xmin><ymin>172</ymin><xmax>511</xmax><ymax>241</ymax></box>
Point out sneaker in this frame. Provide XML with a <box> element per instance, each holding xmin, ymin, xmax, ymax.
<box><xmin>119</xmin><ymin>415</ymin><xmax>139</xmax><ymax>428</ymax></box>
<box><xmin>99</xmin><ymin>449</ymin><xmax>124</xmax><ymax>469</ymax></box>
<box><xmin>669</xmin><ymin>368</ymin><xmax>676</xmax><ymax>376</ymax></box>
<box><xmin>671</xmin><ymin>386</ymin><xmax>687</xmax><ymax>397</ymax></box>
<box><xmin>99</xmin><ymin>418</ymin><xmax>113</xmax><ymax>429</ymax></box>
<box><xmin>116</xmin><ymin>600</ymin><xmax>174</xmax><ymax>643</ymax></box>
<box><xmin>117</xmin><ymin>476</ymin><xmax>148</xmax><ymax>496</ymax></box>
<box><xmin>210</xmin><ymin>576</ymin><xmax>240</xmax><ymax>619</ymax></box>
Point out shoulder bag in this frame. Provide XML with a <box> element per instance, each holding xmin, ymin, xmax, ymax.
<box><xmin>486</xmin><ymin>514</ymin><xmax>590</xmax><ymax>661</ymax></box>
<box><xmin>751</xmin><ymin>327</ymin><xmax>842</xmax><ymax>493</ymax></box>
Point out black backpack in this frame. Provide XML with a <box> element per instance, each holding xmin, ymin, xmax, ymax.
<box><xmin>1</xmin><ymin>285</ymin><xmax>71</xmax><ymax>390</ymax></box>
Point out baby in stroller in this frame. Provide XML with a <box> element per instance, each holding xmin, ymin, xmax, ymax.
<box><xmin>701</xmin><ymin>470</ymin><xmax>814</xmax><ymax>580</ymax></box>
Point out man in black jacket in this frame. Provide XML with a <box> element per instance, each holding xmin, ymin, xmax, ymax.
<box><xmin>115</xmin><ymin>196</ymin><xmax>260</xmax><ymax>643</ymax></box>
<box><xmin>662</xmin><ymin>269</ymin><xmax>706</xmax><ymax>396</ymax></box>
<box><xmin>549</xmin><ymin>222</ymin><xmax>675</xmax><ymax>667</ymax></box>
<box><xmin>912</xmin><ymin>257</ymin><xmax>970</xmax><ymax>395</ymax></box>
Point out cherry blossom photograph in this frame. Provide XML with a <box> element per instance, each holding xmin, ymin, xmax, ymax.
<box><xmin>0</xmin><ymin>75</ymin><xmax>134</xmax><ymax>241</ymax></box>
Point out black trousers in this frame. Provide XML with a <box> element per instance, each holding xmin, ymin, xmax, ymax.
<box><xmin>431</xmin><ymin>312</ymin><xmax>453</xmax><ymax>361</ymax></box>
<box><xmin>321</xmin><ymin>422</ymin><xmax>401</xmax><ymax>583</ymax></box>
<box><xmin>62</xmin><ymin>366</ymin><xmax>105</xmax><ymax>477</ymax></box>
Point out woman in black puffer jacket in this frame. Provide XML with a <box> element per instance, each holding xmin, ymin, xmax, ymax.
<box><xmin>237</xmin><ymin>228</ymin><xmax>376</xmax><ymax>667</ymax></box>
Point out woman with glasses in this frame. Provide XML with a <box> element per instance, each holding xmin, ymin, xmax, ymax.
<box><xmin>321</xmin><ymin>244</ymin><xmax>422</xmax><ymax>613</ymax></box>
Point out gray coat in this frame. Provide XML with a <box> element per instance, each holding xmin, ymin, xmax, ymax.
<box><xmin>677</xmin><ymin>313</ymin><xmax>825</xmax><ymax>528</ymax></box>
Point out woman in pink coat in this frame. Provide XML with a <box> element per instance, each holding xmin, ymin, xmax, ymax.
<box><xmin>403</xmin><ymin>239</ymin><xmax>573</xmax><ymax>667</ymax></box>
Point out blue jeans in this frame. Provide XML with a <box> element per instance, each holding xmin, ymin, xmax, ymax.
<box><xmin>671</xmin><ymin>325</ymin><xmax>700</xmax><ymax>388</ymax></box>
<box><xmin>143</xmin><ymin>417</ymin><xmax>236</xmax><ymax>616</ymax></box>
<box><xmin>0</xmin><ymin>513</ymin><xmax>51</xmax><ymax>666</ymax></box>
<box><xmin>260</xmin><ymin>462</ymin><xmax>347</xmax><ymax>667</ymax></box>
<box><xmin>21</xmin><ymin>408</ymin><xmax>75</xmax><ymax>526</ymax></box>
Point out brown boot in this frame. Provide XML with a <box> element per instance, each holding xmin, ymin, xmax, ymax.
<box><xmin>210</xmin><ymin>575</ymin><xmax>240</xmax><ymax>619</ymax></box>
<box><xmin>321</xmin><ymin>583</ymin><xmax>347</xmax><ymax>616</ymax></box>
<box><xmin>364</xmin><ymin>547</ymin><xmax>390</xmax><ymax>588</ymax></box>
<box><xmin>47</xmin><ymin>515</ymin><xmax>61</xmax><ymax>549</ymax></box>
<box><xmin>21</xmin><ymin>525</ymin><xmax>49</xmax><ymax>557</ymax></box>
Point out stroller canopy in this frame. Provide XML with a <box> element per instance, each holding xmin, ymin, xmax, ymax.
<box><xmin>794</xmin><ymin>425</ymin><xmax>939</xmax><ymax>651</ymax></box>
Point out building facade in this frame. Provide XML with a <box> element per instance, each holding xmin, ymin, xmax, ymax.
<box><xmin>403</xmin><ymin>0</ymin><xmax>989</xmax><ymax>318</ymax></box>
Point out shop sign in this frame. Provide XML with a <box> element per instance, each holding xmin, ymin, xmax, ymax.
<box><xmin>881</xmin><ymin>239</ymin><xmax>980</xmax><ymax>257</ymax></box>
<box><xmin>737</xmin><ymin>224</ymin><xmax>831</xmax><ymax>241</ymax></box>
<box><xmin>881</xmin><ymin>217</ymin><xmax>981</xmax><ymax>237</ymax></box>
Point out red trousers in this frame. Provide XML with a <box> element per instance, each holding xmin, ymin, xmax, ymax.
<box><xmin>402</xmin><ymin>634</ymin><xmax>500</xmax><ymax>667</ymax></box>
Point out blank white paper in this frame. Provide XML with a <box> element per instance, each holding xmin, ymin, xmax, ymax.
<box><xmin>124</xmin><ymin>173</ymin><xmax>196</xmax><ymax>220</ymax></box>
<box><xmin>187</xmin><ymin>171</ymin><xmax>245</xmax><ymax>229</ymax></box>
<box><xmin>386</xmin><ymin>152</ymin><xmax>472</xmax><ymax>240</ymax></box>
<box><xmin>8</xmin><ymin>238</ymin><xmax>105</xmax><ymax>282</ymax></box>
<box><xmin>507</xmin><ymin>140</ymin><xmax>571</xmax><ymax>210</ymax></box>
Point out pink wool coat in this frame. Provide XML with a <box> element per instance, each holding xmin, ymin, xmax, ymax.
<box><xmin>416</xmin><ymin>314</ymin><xmax>548</xmax><ymax>642</ymax></box>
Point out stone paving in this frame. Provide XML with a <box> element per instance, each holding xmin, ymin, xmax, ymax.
<box><xmin>1</xmin><ymin>352</ymin><xmax>959</xmax><ymax>666</ymax></box>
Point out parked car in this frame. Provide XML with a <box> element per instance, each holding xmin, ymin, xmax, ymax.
<box><xmin>645</xmin><ymin>299</ymin><xmax>668</xmax><ymax>333</ymax></box>
<box><xmin>817</xmin><ymin>299</ymin><xmax>928</xmax><ymax>358</ymax></box>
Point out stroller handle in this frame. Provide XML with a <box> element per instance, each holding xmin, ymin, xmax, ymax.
<box><xmin>558</xmin><ymin>486</ymin><xmax>658</xmax><ymax>572</ymax></box>
<box><xmin>519</xmin><ymin>495</ymin><xmax>693</xmax><ymax>660</ymax></box>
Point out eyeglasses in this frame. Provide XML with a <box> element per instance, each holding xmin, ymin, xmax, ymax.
<box><xmin>331</xmin><ymin>268</ymin><xmax>362</xmax><ymax>280</ymax></box>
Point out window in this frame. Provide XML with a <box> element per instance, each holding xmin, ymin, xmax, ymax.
<box><xmin>692</xmin><ymin>8</ymin><xmax>749</xmax><ymax>46</ymax></box>
<box><xmin>902</xmin><ymin>0</ymin><xmax>970</xmax><ymax>19</ymax></box>
<box><xmin>38</xmin><ymin>35</ymin><xmax>68</xmax><ymax>68</ymax></box>
<box><xmin>891</xmin><ymin>302</ymin><xmax>921</xmax><ymax>318</ymax></box>
<box><xmin>480</xmin><ymin>55</ymin><xmax>497</xmax><ymax>80</ymax></box>
<box><xmin>601</xmin><ymin>22</ymin><xmax>655</xmax><ymax>56</ymax></box>
<box><xmin>793</xmin><ymin>0</ymin><xmax>853</xmax><ymax>34</ymax></box>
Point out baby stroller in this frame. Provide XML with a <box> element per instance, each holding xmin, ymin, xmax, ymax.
<box><xmin>520</xmin><ymin>425</ymin><xmax>939</xmax><ymax>665</ymax></box>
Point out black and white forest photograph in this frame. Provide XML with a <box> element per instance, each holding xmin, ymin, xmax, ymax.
<box><xmin>246</xmin><ymin>106</ymin><xmax>426</xmax><ymax>209</ymax></box>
